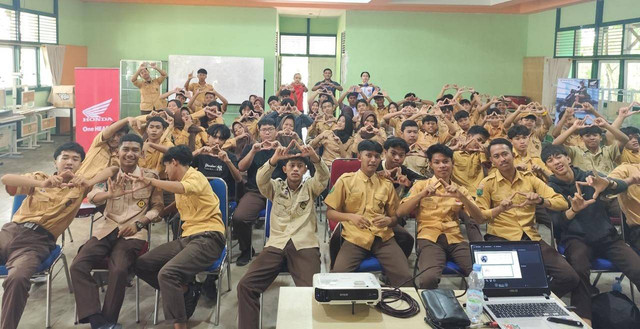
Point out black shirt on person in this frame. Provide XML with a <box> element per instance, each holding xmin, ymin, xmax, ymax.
<box><xmin>191</xmin><ymin>152</ymin><xmax>239</xmax><ymax>201</ymax></box>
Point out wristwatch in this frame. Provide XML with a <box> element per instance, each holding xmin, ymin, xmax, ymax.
<box><xmin>135</xmin><ymin>221</ymin><xmax>146</xmax><ymax>232</ymax></box>
<box><xmin>537</xmin><ymin>197</ymin><xmax>545</xmax><ymax>206</ymax></box>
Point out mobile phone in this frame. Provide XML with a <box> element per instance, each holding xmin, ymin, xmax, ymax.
<box><xmin>546</xmin><ymin>317</ymin><xmax>583</xmax><ymax>327</ymax></box>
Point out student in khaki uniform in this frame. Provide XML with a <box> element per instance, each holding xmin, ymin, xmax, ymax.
<box><xmin>0</xmin><ymin>142</ymin><xmax>115</xmax><ymax>329</ymax></box>
<box><xmin>608</xmin><ymin>163</ymin><xmax>640</xmax><ymax>250</ymax></box>
<box><xmin>192</xmin><ymin>101</ymin><xmax>226</xmax><ymax>128</ymax></box>
<box><xmin>551</xmin><ymin>107</ymin><xmax>585</xmax><ymax>148</ymax></box>
<box><xmin>417</xmin><ymin>114</ymin><xmax>456</xmax><ymax>149</ymax></box>
<box><xmin>133</xmin><ymin>145</ymin><xmax>226</xmax><ymax>328</ymax></box>
<box><xmin>71</xmin><ymin>134</ymin><xmax>164</xmax><ymax>329</ymax></box>
<box><xmin>482</xmin><ymin>108</ymin><xmax>506</xmax><ymax>141</ymax></box>
<box><xmin>397</xmin><ymin>144</ymin><xmax>484</xmax><ymax>289</ymax></box>
<box><xmin>325</xmin><ymin>140</ymin><xmax>412</xmax><ymax>287</ymax></box>
<box><xmin>138</xmin><ymin>116</ymin><xmax>174</xmax><ymax>179</ymax></box>
<box><xmin>309</xmin><ymin>113</ymin><xmax>354</xmax><ymax>168</ymax></box>
<box><xmin>507</xmin><ymin>125</ymin><xmax>552</xmax><ymax>180</ymax></box>
<box><xmin>237</xmin><ymin>142</ymin><xmax>329</xmax><ymax>329</ymax></box>
<box><xmin>400</xmin><ymin>120</ymin><xmax>430</xmax><ymax>177</ymax></box>
<box><xmin>503</xmin><ymin>106</ymin><xmax>552</xmax><ymax>157</ymax></box>
<box><xmin>77</xmin><ymin>118</ymin><xmax>134</xmax><ymax>180</ymax></box>
<box><xmin>183</xmin><ymin>68</ymin><xmax>213</xmax><ymax>108</ymax></box>
<box><xmin>130</xmin><ymin>62</ymin><xmax>167</xmax><ymax>115</ymax></box>
<box><xmin>451</xmin><ymin>125</ymin><xmax>489</xmax><ymax>194</ymax></box>
<box><xmin>618</xmin><ymin>126</ymin><xmax>640</xmax><ymax>164</ymax></box>
<box><xmin>188</xmin><ymin>89</ymin><xmax>228</xmax><ymax>115</ymax></box>
<box><xmin>474</xmin><ymin>138</ymin><xmax>590</xmax><ymax>321</ymax></box>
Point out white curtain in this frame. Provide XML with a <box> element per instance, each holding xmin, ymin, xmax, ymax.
<box><xmin>542</xmin><ymin>58</ymin><xmax>572</xmax><ymax>112</ymax></box>
<box><xmin>41</xmin><ymin>45</ymin><xmax>65</xmax><ymax>85</ymax></box>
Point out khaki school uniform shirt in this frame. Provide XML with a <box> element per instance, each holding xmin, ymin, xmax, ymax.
<box><xmin>527</xmin><ymin>127</ymin><xmax>548</xmax><ymax>157</ymax></box>
<box><xmin>187</xmin><ymin>82</ymin><xmax>213</xmax><ymax>107</ymax></box>
<box><xmin>11</xmin><ymin>172</ymin><xmax>87</xmax><ymax>239</ymax></box>
<box><xmin>405</xmin><ymin>143</ymin><xmax>431</xmax><ymax>178</ymax></box>
<box><xmin>373</xmin><ymin>106</ymin><xmax>388</xmax><ymax>123</ymax></box>
<box><xmin>87</xmin><ymin>167</ymin><xmax>163</xmax><ymax>241</ymax></box>
<box><xmin>177</xmin><ymin>167</ymin><xmax>225</xmax><ymax>237</ymax></box>
<box><xmin>191</xmin><ymin>109</ymin><xmax>225</xmax><ymax>126</ymax></box>
<box><xmin>452</xmin><ymin>151</ymin><xmax>486</xmax><ymax>194</ymax></box>
<box><xmin>402</xmin><ymin>177</ymin><xmax>475</xmax><ymax>244</ymax></box>
<box><xmin>560</xmin><ymin>128</ymin><xmax>585</xmax><ymax>148</ymax></box>
<box><xmin>475</xmin><ymin>170</ymin><xmax>568</xmax><ymax>241</ymax></box>
<box><xmin>484</xmin><ymin>123</ymin><xmax>506</xmax><ymax>141</ymax></box>
<box><xmin>324</xmin><ymin>170</ymin><xmax>399</xmax><ymax>250</ymax></box>
<box><xmin>513</xmin><ymin>151</ymin><xmax>552</xmax><ymax>178</ymax></box>
<box><xmin>619</xmin><ymin>148</ymin><xmax>640</xmax><ymax>165</ymax></box>
<box><xmin>566</xmin><ymin>144</ymin><xmax>621</xmax><ymax>175</ymax></box>
<box><xmin>77</xmin><ymin>131</ymin><xmax>119</xmax><ymax>180</ymax></box>
<box><xmin>310</xmin><ymin>130</ymin><xmax>354</xmax><ymax>167</ymax></box>
<box><xmin>257</xmin><ymin>159</ymin><xmax>329</xmax><ymax>250</ymax></box>
<box><xmin>417</xmin><ymin>130</ymin><xmax>452</xmax><ymax>149</ymax></box>
<box><xmin>133</xmin><ymin>76</ymin><xmax>166</xmax><ymax>111</ymax></box>
<box><xmin>608</xmin><ymin>163</ymin><xmax>640</xmax><ymax>227</ymax></box>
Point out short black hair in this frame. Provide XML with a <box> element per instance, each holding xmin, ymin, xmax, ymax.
<box><xmin>522</xmin><ymin>114</ymin><xmax>537</xmax><ymax>121</ymax></box>
<box><xmin>401</xmin><ymin>120</ymin><xmax>418</xmax><ymax>131</ymax></box>
<box><xmin>356</xmin><ymin>99</ymin><xmax>368</xmax><ymax>107</ymax></box>
<box><xmin>360</xmin><ymin>71</ymin><xmax>370</xmax><ymax>77</ymax></box>
<box><xmin>507</xmin><ymin>125</ymin><xmax>531</xmax><ymax>139</ymax></box>
<box><xmin>426</xmin><ymin>143</ymin><xmax>454</xmax><ymax>162</ymax></box>
<box><xmin>54</xmin><ymin>142</ymin><xmax>86</xmax><ymax>161</ymax></box>
<box><xmin>579</xmin><ymin>126</ymin><xmax>603</xmax><ymax>136</ymax></box>
<box><xmin>383</xmin><ymin>137</ymin><xmax>409</xmax><ymax>153</ymax></box>
<box><xmin>119</xmin><ymin>133</ymin><xmax>144</xmax><ymax>148</ymax></box>
<box><xmin>404</xmin><ymin>92</ymin><xmax>416</xmax><ymax>98</ymax></box>
<box><xmin>347</xmin><ymin>92</ymin><xmax>358</xmax><ymax>99</ymax></box>
<box><xmin>621</xmin><ymin>126</ymin><xmax>640</xmax><ymax>137</ymax></box>
<box><xmin>323</xmin><ymin>68</ymin><xmax>332</xmax><ymax>73</ymax></box>
<box><xmin>240</xmin><ymin>100</ymin><xmax>254</xmax><ymax>112</ymax></box>
<box><xmin>459</xmin><ymin>99</ymin><xmax>471</xmax><ymax>106</ymax></box>
<box><xmin>357</xmin><ymin>139</ymin><xmax>383</xmax><ymax>154</ymax></box>
<box><xmin>162</xmin><ymin>145</ymin><xmax>193</xmax><ymax>166</ymax></box>
<box><xmin>197</xmin><ymin>68</ymin><xmax>207</xmax><ymax>75</ymax></box>
<box><xmin>422</xmin><ymin>115</ymin><xmax>438</xmax><ymax>124</ymax></box>
<box><xmin>147</xmin><ymin>116</ymin><xmax>168</xmax><ymax>129</ymax></box>
<box><xmin>454</xmin><ymin>111</ymin><xmax>470</xmax><ymax>121</ymax></box>
<box><xmin>487</xmin><ymin>108</ymin><xmax>501</xmax><ymax>116</ymax></box>
<box><xmin>280</xmin><ymin>89</ymin><xmax>291</xmax><ymax>97</ymax></box>
<box><xmin>488</xmin><ymin>138</ymin><xmax>513</xmax><ymax>155</ymax></box>
<box><xmin>267</xmin><ymin>95</ymin><xmax>279</xmax><ymax>104</ymax></box>
<box><xmin>169</xmin><ymin>99</ymin><xmax>182</xmax><ymax>108</ymax></box>
<box><xmin>258</xmin><ymin>117</ymin><xmax>276</xmax><ymax>129</ymax></box>
<box><xmin>468</xmin><ymin>125</ymin><xmax>490</xmax><ymax>139</ymax></box>
<box><xmin>541</xmin><ymin>144</ymin><xmax>569</xmax><ymax>163</ymax></box>
<box><xmin>321</xmin><ymin>99</ymin><xmax>334</xmax><ymax>107</ymax></box>
<box><xmin>207</xmin><ymin>124</ymin><xmax>231</xmax><ymax>140</ymax></box>
<box><xmin>207</xmin><ymin>101</ymin><xmax>221</xmax><ymax>109</ymax></box>
<box><xmin>281</xmin><ymin>98</ymin><xmax>295</xmax><ymax>107</ymax></box>
<box><xmin>404</xmin><ymin>101</ymin><xmax>417</xmax><ymax>108</ymax></box>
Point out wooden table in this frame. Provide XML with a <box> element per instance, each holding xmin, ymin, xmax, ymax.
<box><xmin>276</xmin><ymin>287</ymin><xmax>589</xmax><ymax>329</ymax></box>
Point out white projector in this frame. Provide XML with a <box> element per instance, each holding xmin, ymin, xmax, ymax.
<box><xmin>313</xmin><ymin>272</ymin><xmax>381</xmax><ymax>305</ymax></box>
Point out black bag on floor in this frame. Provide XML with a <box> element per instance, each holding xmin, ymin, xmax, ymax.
<box><xmin>591</xmin><ymin>290</ymin><xmax>640</xmax><ymax>329</ymax></box>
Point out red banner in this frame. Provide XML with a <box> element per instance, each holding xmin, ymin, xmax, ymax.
<box><xmin>74</xmin><ymin>68</ymin><xmax>120</xmax><ymax>151</ymax></box>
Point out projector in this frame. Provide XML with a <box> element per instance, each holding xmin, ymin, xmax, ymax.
<box><xmin>313</xmin><ymin>273</ymin><xmax>381</xmax><ymax>305</ymax></box>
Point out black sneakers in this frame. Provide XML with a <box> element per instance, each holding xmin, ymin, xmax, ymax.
<box><xmin>202</xmin><ymin>275</ymin><xmax>219</xmax><ymax>301</ymax></box>
<box><xmin>236</xmin><ymin>248</ymin><xmax>255</xmax><ymax>267</ymax></box>
<box><xmin>184</xmin><ymin>282</ymin><xmax>202</xmax><ymax>319</ymax></box>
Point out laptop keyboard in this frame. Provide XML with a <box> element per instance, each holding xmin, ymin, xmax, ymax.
<box><xmin>487</xmin><ymin>302</ymin><xmax>569</xmax><ymax>318</ymax></box>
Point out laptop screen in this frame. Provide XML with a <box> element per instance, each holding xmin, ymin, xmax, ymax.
<box><xmin>470</xmin><ymin>241</ymin><xmax>549</xmax><ymax>296</ymax></box>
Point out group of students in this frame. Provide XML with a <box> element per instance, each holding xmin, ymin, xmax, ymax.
<box><xmin>1</xmin><ymin>64</ymin><xmax>640</xmax><ymax>329</ymax></box>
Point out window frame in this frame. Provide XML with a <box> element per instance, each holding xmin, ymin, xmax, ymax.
<box><xmin>279</xmin><ymin>18</ymin><xmax>337</xmax><ymax>58</ymax></box>
<box><xmin>0</xmin><ymin>0</ymin><xmax>58</xmax><ymax>96</ymax></box>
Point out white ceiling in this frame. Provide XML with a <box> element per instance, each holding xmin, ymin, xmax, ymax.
<box><xmin>390</xmin><ymin>0</ymin><xmax>512</xmax><ymax>5</ymax></box>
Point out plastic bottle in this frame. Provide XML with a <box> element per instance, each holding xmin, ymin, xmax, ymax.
<box><xmin>612</xmin><ymin>276</ymin><xmax>623</xmax><ymax>292</ymax></box>
<box><xmin>466</xmin><ymin>263</ymin><xmax>485</xmax><ymax>323</ymax></box>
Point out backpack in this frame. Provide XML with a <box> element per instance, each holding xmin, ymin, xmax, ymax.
<box><xmin>591</xmin><ymin>290</ymin><xmax>640</xmax><ymax>329</ymax></box>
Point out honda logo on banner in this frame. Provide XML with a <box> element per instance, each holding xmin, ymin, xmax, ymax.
<box><xmin>75</xmin><ymin>68</ymin><xmax>120</xmax><ymax>150</ymax></box>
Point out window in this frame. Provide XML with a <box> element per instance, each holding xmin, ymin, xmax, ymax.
<box><xmin>599</xmin><ymin>61</ymin><xmax>620</xmax><ymax>89</ymax></box>
<box><xmin>280</xmin><ymin>35</ymin><xmax>307</xmax><ymax>55</ymax></box>
<box><xmin>555</xmin><ymin>30</ymin><xmax>575</xmax><ymax>57</ymax></box>
<box><xmin>626</xmin><ymin>61</ymin><xmax>640</xmax><ymax>102</ymax></box>
<box><xmin>576</xmin><ymin>61</ymin><xmax>592</xmax><ymax>79</ymax></box>
<box><xmin>39</xmin><ymin>49</ymin><xmax>52</xmax><ymax>87</ymax></box>
<box><xmin>19</xmin><ymin>11</ymin><xmax>57</xmax><ymax>44</ymax></box>
<box><xmin>20</xmin><ymin>48</ymin><xmax>37</xmax><ymax>87</ymax></box>
<box><xmin>20</xmin><ymin>12</ymin><xmax>38</xmax><ymax>43</ymax></box>
<box><xmin>0</xmin><ymin>8</ymin><xmax>17</xmax><ymax>41</ymax></box>
<box><xmin>575</xmin><ymin>28</ymin><xmax>595</xmax><ymax>56</ymax></box>
<box><xmin>597</xmin><ymin>24</ymin><xmax>622</xmax><ymax>56</ymax></box>
<box><xmin>0</xmin><ymin>47</ymin><xmax>14</xmax><ymax>89</ymax></box>
<box><xmin>624</xmin><ymin>23</ymin><xmax>640</xmax><ymax>55</ymax></box>
<box><xmin>309</xmin><ymin>36</ymin><xmax>336</xmax><ymax>56</ymax></box>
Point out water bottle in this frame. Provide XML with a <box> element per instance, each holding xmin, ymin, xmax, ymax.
<box><xmin>466</xmin><ymin>263</ymin><xmax>485</xmax><ymax>323</ymax></box>
<box><xmin>612</xmin><ymin>276</ymin><xmax>623</xmax><ymax>292</ymax></box>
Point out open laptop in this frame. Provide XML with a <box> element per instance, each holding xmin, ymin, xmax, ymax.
<box><xmin>470</xmin><ymin>241</ymin><xmax>585</xmax><ymax>329</ymax></box>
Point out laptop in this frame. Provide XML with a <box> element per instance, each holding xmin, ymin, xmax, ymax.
<box><xmin>469</xmin><ymin>241</ymin><xmax>585</xmax><ymax>329</ymax></box>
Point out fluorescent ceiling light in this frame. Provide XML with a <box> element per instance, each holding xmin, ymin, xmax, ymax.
<box><xmin>290</xmin><ymin>0</ymin><xmax>371</xmax><ymax>3</ymax></box>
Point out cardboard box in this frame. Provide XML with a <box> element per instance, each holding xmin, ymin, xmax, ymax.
<box><xmin>51</xmin><ymin>85</ymin><xmax>75</xmax><ymax>108</ymax></box>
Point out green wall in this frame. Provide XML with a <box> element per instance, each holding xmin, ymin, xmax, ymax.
<box><xmin>526</xmin><ymin>10</ymin><xmax>556</xmax><ymax>57</ymax></box>
<box><xmin>343</xmin><ymin>11</ymin><xmax>527</xmax><ymax>101</ymax></box>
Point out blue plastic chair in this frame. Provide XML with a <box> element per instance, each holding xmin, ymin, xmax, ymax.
<box><xmin>1</xmin><ymin>195</ymin><xmax>72</xmax><ymax>329</ymax></box>
<box><xmin>259</xmin><ymin>200</ymin><xmax>286</xmax><ymax>329</ymax></box>
<box><xmin>153</xmin><ymin>178</ymin><xmax>232</xmax><ymax>326</ymax></box>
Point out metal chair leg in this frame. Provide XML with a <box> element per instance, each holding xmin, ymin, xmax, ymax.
<box><xmin>46</xmin><ymin>272</ymin><xmax>52</xmax><ymax>328</ymax></box>
<box><xmin>323</xmin><ymin>218</ymin><xmax>328</xmax><ymax>243</ymax></box>
<box><xmin>593</xmin><ymin>273</ymin><xmax>602</xmax><ymax>287</ymax></box>
<box><xmin>227</xmin><ymin>258</ymin><xmax>232</xmax><ymax>293</ymax></box>
<box><xmin>66</xmin><ymin>227</ymin><xmax>74</xmax><ymax>242</ymax></box>
<box><xmin>631</xmin><ymin>281</ymin><xmax>635</xmax><ymax>303</ymax></box>
<box><xmin>153</xmin><ymin>289</ymin><xmax>160</xmax><ymax>325</ymax></box>
<box><xmin>61</xmin><ymin>254</ymin><xmax>73</xmax><ymax>293</ymax></box>
<box><xmin>259</xmin><ymin>293</ymin><xmax>263</xmax><ymax>329</ymax></box>
<box><xmin>215</xmin><ymin>272</ymin><xmax>223</xmax><ymax>325</ymax></box>
<box><xmin>135</xmin><ymin>276</ymin><xmax>140</xmax><ymax>323</ymax></box>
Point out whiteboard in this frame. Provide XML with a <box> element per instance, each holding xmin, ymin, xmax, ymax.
<box><xmin>168</xmin><ymin>55</ymin><xmax>264</xmax><ymax>104</ymax></box>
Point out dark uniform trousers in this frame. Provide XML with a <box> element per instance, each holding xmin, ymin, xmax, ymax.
<box><xmin>416</xmin><ymin>234</ymin><xmax>473</xmax><ymax>289</ymax></box>
<box><xmin>233</xmin><ymin>190</ymin><xmax>266</xmax><ymax>252</ymax></box>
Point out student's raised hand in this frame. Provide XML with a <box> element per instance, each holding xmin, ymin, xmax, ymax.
<box><xmin>187</xmin><ymin>71</ymin><xmax>194</xmax><ymax>80</ymax></box>
<box><xmin>512</xmin><ymin>191</ymin><xmax>542</xmax><ymax>207</ymax></box>
<box><xmin>568</xmin><ymin>182</ymin><xmax>595</xmax><ymax>213</ymax></box>
<box><xmin>579</xmin><ymin>171</ymin><xmax>610</xmax><ymax>199</ymax></box>
<box><xmin>41</xmin><ymin>174</ymin><xmax>63</xmax><ymax>188</ymax></box>
<box><xmin>372</xmin><ymin>215</ymin><xmax>392</xmax><ymax>228</ymax></box>
<box><xmin>217</xmin><ymin>149</ymin><xmax>230</xmax><ymax>163</ymax></box>
<box><xmin>593</xmin><ymin>117</ymin><xmax>609</xmax><ymax>128</ymax></box>
<box><xmin>421</xmin><ymin>183</ymin><xmax>438</xmax><ymax>198</ymax></box>
<box><xmin>149</xmin><ymin>62</ymin><xmax>157</xmax><ymax>69</ymax></box>
<box><xmin>107</xmin><ymin>175</ymin><xmax>133</xmax><ymax>198</ymax></box>
<box><xmin>298</xmin><ymin>141</ymin><xmax>320</xmax><ymax>163</ymax></box>
<box><xmin>499</xmin><ymin>193</ymin><xmax>518</xmax><ymax>211</ymax></box>
<box><xmin>434</xmin><ymin>178</ymin><xmax>462</xmax><ymax>198</ymax></box>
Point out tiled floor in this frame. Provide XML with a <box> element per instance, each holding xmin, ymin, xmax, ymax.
<box><xmin>0</xmin><ymin>136</ymin><xmax>638</xmax><ymax>328</ymax></box>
